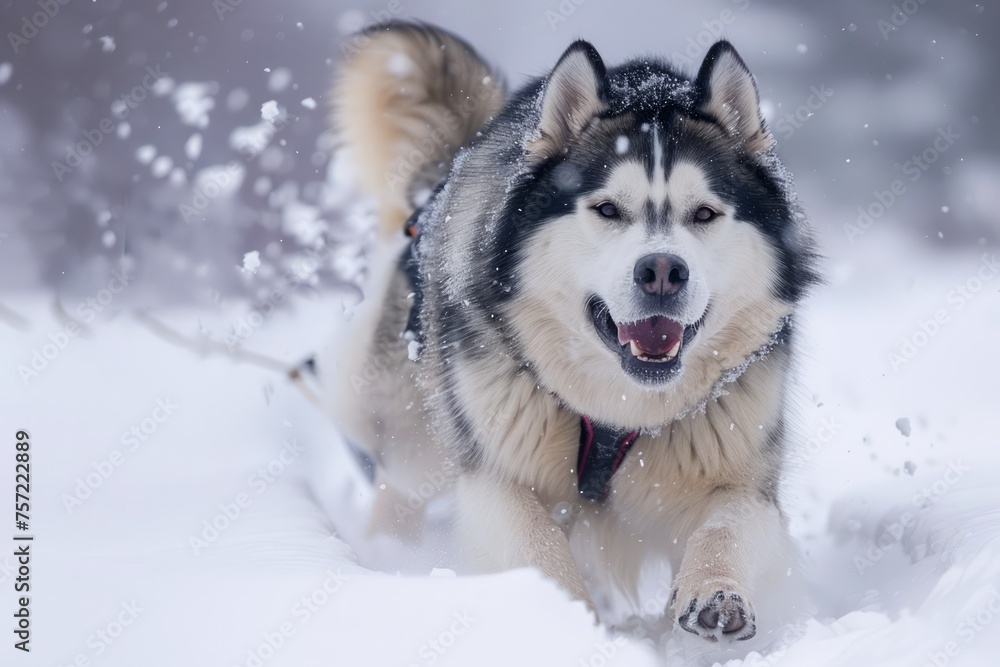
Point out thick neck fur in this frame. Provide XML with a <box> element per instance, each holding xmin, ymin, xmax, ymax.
<box><xmin>433</xmin><ymin>307</ymin><xmax>792</xmax><ymax>504</ymax></box>
<box><xmin>509</xmin><ymin>295</ymin><xmax>793</xmax><ymax>432</ymax></box>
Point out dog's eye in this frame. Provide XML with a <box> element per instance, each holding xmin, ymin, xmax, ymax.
<box><xmin>693</xmin><ymin>206</ymin><xmax>718</xmax><ymax>223</ymax></box>
<box><xmin>594</xmin><ymin>201</ymin><xmax>620</xmax><ymax>219</ymax></box>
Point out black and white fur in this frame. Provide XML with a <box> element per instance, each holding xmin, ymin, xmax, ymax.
<box><xmin>326</xmin><ymin>23</ymin><xmax>818</xmax><ymax>641</ymax></box>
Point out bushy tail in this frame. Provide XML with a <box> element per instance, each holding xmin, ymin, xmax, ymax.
<box><xmin>332</xmin><ymin>23</ymin><xmax>505</xmax><ymax>239</ymax></box>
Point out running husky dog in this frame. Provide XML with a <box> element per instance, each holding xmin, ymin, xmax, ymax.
<box><xmin>328</xmin><ymin>23</ymin><xmax>818</xmax><ymax>641</ymax></box>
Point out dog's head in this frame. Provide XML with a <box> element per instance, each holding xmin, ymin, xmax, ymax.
<box><xmin>498</xmin><ymin>40</ymin><xmax>817</xmax><ymax>426</ymax></box>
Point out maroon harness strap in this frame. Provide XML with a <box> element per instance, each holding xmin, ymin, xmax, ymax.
<box><xmin>577</xmin><ymin>415</ymin><xmax>639</xmax><ymax>502</ymax></box>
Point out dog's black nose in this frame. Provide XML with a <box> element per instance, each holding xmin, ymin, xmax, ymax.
<box><xmin>633</xmin><ymin>253</ymin><xmax>689</xmax><ymax>296</ymax></box>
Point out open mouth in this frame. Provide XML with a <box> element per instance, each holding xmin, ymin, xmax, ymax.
<box><xmin>588</xmin><ymin>297</ymin><xmax>705</xmax><ymax>383</ymax></box>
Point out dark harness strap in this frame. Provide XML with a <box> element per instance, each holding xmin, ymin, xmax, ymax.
<box><xmin>577</xmin><ymin>415</ymin><xmax>639</xmax><ymax>502</ymax></box>
<box><xmin>400</xmin><ymin>207</ymin><xmax>425</xmax><ymax>344</ymax></box>
<box><xmin>399</xmin><ymin>179</ymin><xmax>445</xmax><ymax>343</ymax></box>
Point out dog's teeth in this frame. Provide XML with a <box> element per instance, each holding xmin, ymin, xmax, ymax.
<box><xmin>636</xmin><ymin>353</ymin><xmax>669</xmax><ymax>363</ymax></box>
<box><xmin>631</xmin><ymin>339</ymin><xmax>681</xmax><ymax>362</ymax></box>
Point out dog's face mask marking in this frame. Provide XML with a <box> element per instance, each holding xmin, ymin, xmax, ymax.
<box><xmin>582</xmin><ymin>149</ymin><xmax>723</xmax><ymax>385</ymax></box>
<box><xmin>508</xmin><ymin>41</ymin><xmax>803</xmax><ymax>410</ymax></box>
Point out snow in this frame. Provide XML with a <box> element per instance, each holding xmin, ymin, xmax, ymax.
<box><xmin>261</xmin><ymin>99</ymin><xmax>283</xmax><ymax>123</ymax></box>
<box><xmin>172</xmin><ymin>82</ymin><xmax>216</xmax><ymax>128</ymax></box>
<box><xmin>193</xmin><ymin>164</ymin><xmax>245</xmax><ymax>199</ymax></box>
<box><xmin>242</xmin><ymin>250</ymin><xmax>261</xmax><ymax>274</ymax></box>
<box><xmin>227</xmin><ymin>87</ymin><xmax>250</xmax><ymax>112</ymax></box>
<box><xmin>4</xmin><ymin>237</ymin><xmax>1000</xmax><ymax>666</ymax></box>
<box><xmin>135</xmin><ymin>144</ymin><xmax>157</xmax><ymax>164</ymax></box>
<box><xmin>151</xmin><ymin>75</ymin><xmax>175</xmax><ymax>97</ymax></box>
<box><xmin>150</xmin><ymin>155</ymin><xmax>173</xmax><ymax>178</ymax></box>
<box><xmin>230</xmin><ymin>122</ymin><xmax>274</xmax><ymax>154</ymax></box>
<box><xmin>1</xmin><ymin>2</ymin><xmax>998</xmax><ymax>665</ymax></box>
<box><xmin>185</xmin><ymin>133</ymin><xmax>203</xmax><ymax>161</ymax></box>
<box><xmin>281</xmin><ymin>200</ymin><xmax>328</xmax><ymax>246</ymax></box>
<box><xmin>268</xmin><ymin>67</ymin><xmax>293</xmax><ymax>92</ymax></box>
<box><xmin>387</xmin><ymin>51</ymin><xmax>415</xmax><ymax>76</ymax></box>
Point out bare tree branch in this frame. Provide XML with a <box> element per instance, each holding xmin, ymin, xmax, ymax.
<box><xmin>133</xmin><ymin>309</ymin><xmax>325</xmax><ymax>410</ymax></box>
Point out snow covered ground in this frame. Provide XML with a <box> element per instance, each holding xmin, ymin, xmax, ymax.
<box><xmin>1</xmin><ymin>0</ymin><xmax>999</xmax><ymax>665</ymax></box>
<box><xmin>2</xmin><ymin>228</ymin><xmax>999</xmax><ymax>666</ymax></box>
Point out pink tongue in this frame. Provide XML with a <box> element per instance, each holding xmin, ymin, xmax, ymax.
<box><xmin>617</xmin><ymin>316</ymin><xmax>683</xmax><ymax>355</ymax></box>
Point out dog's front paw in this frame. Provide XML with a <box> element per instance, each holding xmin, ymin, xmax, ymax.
<box><xmin>674</xmin><ymin>588</ymin><xmax>756</xmax><ymax>641</ymax></box>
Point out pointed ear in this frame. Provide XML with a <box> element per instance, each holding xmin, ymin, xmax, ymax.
<box><xmin>696</xmin><ymin>41</ymin><xmax>773</xmax><ymax>154</ymax></box>
<box><xmin>526</xmin><ymin>40</ymin><xmax>607</xmax><ymax>161</ymax></box>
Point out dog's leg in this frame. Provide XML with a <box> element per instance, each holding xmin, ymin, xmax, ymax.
<box><xmin>671</xmin><ymin>492</ymin><xmax>788</xmax><ymax>641</ymax></box>
<box><xmin>456</xmin><ymin>472</ymin><xmax>594</xmax><ymax>609</ymax></box>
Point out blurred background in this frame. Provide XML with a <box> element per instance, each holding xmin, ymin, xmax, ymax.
<box><xmin>0</xmin><ymin>0</ymin><xmax>996</xmax><ymax>313</ymax></box>
<box><xmin>1</xmin><ymin>3</ymin><xmax>999</xmax><ymax>665</ymax></box>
